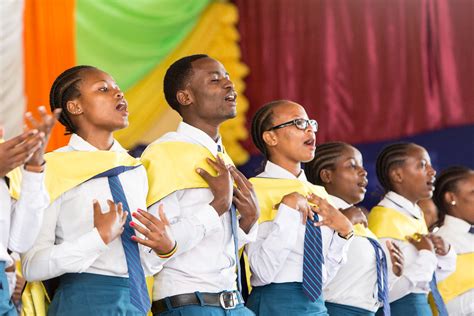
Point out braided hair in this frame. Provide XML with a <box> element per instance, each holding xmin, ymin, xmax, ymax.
<box><xmin>375</xmin><ymin>142</ymin><xmax>416</xmax><ymax>193</ymax></box>
<box><xmin>163</xmin><ymin>54</ymin><xmax>209</xmax><ymax>114</ymax></box>
<box><xmin>305</xmin><ymin>142</ymin><xmax>349</xmax><ymax>185</ymax></box>
<box><xmin>49</xmin><ymin>65</ymin><xmax>97</xmax><ymax>134</ymax></box>
<box><xmin>250</xmin><ymin>100</ymin><xmax>288</xmax><ymax>159</ymax></box>
<box><xmin>432</xmin><ymin>166</ymin><xmax>473</xmax><ymax>227</ymax></box>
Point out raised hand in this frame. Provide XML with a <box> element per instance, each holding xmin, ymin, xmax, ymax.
<box><xmin>93</xmin><ymin>199</ymin><xmax>128</xmax><ymax>244</ymax></box>
<box><xmin>228</xmin><ymin>166</ymin><xmax>259</xmax><ymax>233</ymax></box>
<box><xmin>340</xmin><ymin>206</ymin><xmax>368</xmax><ymax>227</ymax></box>
<box><xmin>196</xmin><ymin>155</ymin><xmax>233</xmax><ymax>216</ymax></box>
<box><xmin>307</xmin><ymin>194</ymin><xmax>353</xmax><ymax>237</ymax></box>
<box><xmin>280</xmin><ymin>192</ymin><xmax>314</xmax><ymax>225</ymax></box>
<box><xmin>130</xmin><ymin>204</ymin><xmax>176</xmax><ymax>256</ymax></box>
<box><xmin>386</xmin><ymin>240</ymin><xmax>404</xmax><ymax>277</ymax></box>
<box><xmin>24</xmin><ymin>106</ymin><xmax>61</xmax><ymax>166</ymax></box>
<box><xmin>407</xmin><ymin>233</ymin><xmax>434</xmax><ymax>252</ymax></box>
<box><xmin>0</xmin><ymin>127</ymin><xmax>43</xmax><ymax>177</ymax></box>
<box><xmin>427</xmin><ymin>234</ymin><xmax>450</xmax><ymax>256</ymax></box>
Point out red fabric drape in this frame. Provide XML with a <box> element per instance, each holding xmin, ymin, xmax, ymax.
<box><xmin>235</xmin><ymin>0</ymin><xmax>474</xmax><ymax>155</ymax></box>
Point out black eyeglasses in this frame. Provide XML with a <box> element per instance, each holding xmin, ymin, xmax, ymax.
<box><xmin>267</xmin><ymin>118</ymin><xmax>318</xmax><ymax>132</ymax></box>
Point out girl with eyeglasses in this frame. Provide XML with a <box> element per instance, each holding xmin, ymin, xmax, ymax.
<box><xmin>245</xmin><ymin>100</ymin><xmax>354</xmax><ymax>315</ymax></box>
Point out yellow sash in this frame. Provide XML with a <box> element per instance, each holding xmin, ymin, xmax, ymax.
<box><xmin>10</xmin><ymin>151</ymin><xmax>142</xmax><ymax>203</ymax></box>
<box><xmin>368</xmin><ymin>206</ymin><xmax>428</xmax><ymax>241</ymax></box>
<box><xmin>141</xmin><ymin>141</ymin><xmax>234</xmax><ymax>207</ymax></box>
<box><xmin>249</xmin><ymin>177</ymin><xmax>330</xmax><ymax>223</ymax></box>
<box><xmin>353</xmin><ymin>224</ymin><xmax>377</xmax><ymax>239</ymax></box>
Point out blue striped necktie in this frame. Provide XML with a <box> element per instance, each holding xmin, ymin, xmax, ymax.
<box><xmin>430</xmin><ymin>274</ymin><xmax>448</xmax><ymax>316</ymax></box>
<box><xmin>94</xmin><ymin>167</ymin><xmax>150</xmax><ymax>313</ymax></box>
<box><xmin>367</xmin><ymin>238</ymin><xmax>390</xmax><ymax>316</ymax></box>
<box><xmin>302</xmin><ymin>215</ymin><xmax>324</xmax><ymax>302</ymax></box>
<box><xmin>469</xmin><ymin>226</ymin><xmax>474</xmax><ymax>234</ymax></box>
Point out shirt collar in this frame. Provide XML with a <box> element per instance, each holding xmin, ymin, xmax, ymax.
<box><xmin>176</xmin><ymin>122</ymin><xmax>224</xmax><ymax>156</ymax></box>
<box><xmin>263</xmin><ymin>161</ymin><xmax>307</xmax><ymax>181</ymax></box>
<box><xmin>383</xmin><ymin>191</ymin><xmax>423</xmax><ymax>219</ymax></box>
<box><xmin>328</xmin><ymin>194</ymin><xmax>352</xmax><ymax>210</ymax></box>
<box><xmin>444</xmin><ymin>215</ymin><xmax>472</xmax><ymax>233</ymax></box>
<box><xmin>68</xmin><ymin>134</ymin><xmax>126</xmax><ymax>153</ymax></box>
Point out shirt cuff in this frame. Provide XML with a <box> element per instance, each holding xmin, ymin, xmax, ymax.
<box><xmin>238</xmin><ymin>220</ymin><xmax>258</xmax><ymax>244</ymax></box>
<box><xmin>194</xmin><ymin>205</ymin><xmax>222</xmax><ymax>234</ymax></box>
<box><xmin>20</xmin><ymin>167</ymin><xmax>47</xmax><ymax>193</ymax></box>
<box><xmin>436</xmin><ymin>246</ymin><xmax>457</xmax><ymax>272</ymax></box>
<box><xmin>78</xmin><ymin>228</ymin><xmax>109</xmax><ymax>253</ymax></box>
<box><xmin>327</xmin><ymin>231</ymin><xmax>352</xmax><ymax>263</ymax></box>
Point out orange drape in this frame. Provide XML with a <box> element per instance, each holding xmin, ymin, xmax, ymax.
<box><xmin>23</xmin><ymin>0</ymin><xmax>76</xmax><ymax>151</ymax></box>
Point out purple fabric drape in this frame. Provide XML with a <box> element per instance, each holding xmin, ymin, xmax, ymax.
<box><xmin>235</xmin><ymin>0</ymin><xmax>473</xmax><ymax>155</ymax></box>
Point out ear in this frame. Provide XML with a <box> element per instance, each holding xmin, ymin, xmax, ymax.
<box><xmin>262</xmin><ymin>130</ymin><xmax>278</xmax><ymax>148</ymax></box>
<box><xmin>444</xmin><ymin>191</ymin><xmax>456</xmax><ymax>206</ymax></box>
<box><xmin>176</xmin><ymin>89</ymin><xmax>192</xmax><ymax>108</ymax></box>
<box><xmin>320</xmin><ymin>169</ymin><xmax>332</xmax><ymax>184</ymax></box>
<box><xmin>389</xmin><ymin>167</ymin><xmax>403</xmax><ymax>184</ymax></box>
<box><xmin>66</xmin><ymin>100</ymin><xmax>82</xmax><ymax>116</ymax></box>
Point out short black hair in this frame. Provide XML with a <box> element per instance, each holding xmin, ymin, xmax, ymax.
<box><xmin>305</xmin><ymin>142</ymin><xmax>349</xmax><ymax>185</ymax></box>
<box><xmin>163</xmin><ymin>54</ymin><xmax>209</xmax><ymax>114</ymax></box>
<box><xmin>432</xmin><ymin>166</ymin><xmax>473</xmax><ymax>227</ymax></box>
<box><xmin>375</xmin><ymin>142</ymin><xmax>417</xmax><ymax>193</ymax></box>
<box><xmin>251</xmin><ymin>100</ymin><xmax>289</xmax><ymax>158</ymax></box>
<box><xmin>49</xmin><ymin>65</ymin><xmax>97</xmax><ymax>134</ymax></box>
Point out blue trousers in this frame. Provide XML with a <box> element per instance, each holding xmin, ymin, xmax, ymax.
<box><xmin>246</xmin><ymin>282</ymin><xmax>328</xmax><ymax>316</ymax></box>
<box><xmin>48</xmin><ymin>273</ymin><xmax>147</xmax><ymax>316</ymax></box>
<box><xmin>325</xmin><ymin>302</ymin><xmax>375</xmax><ymax>316</ymax></box>
<box><xmin>0</xmin><ymin>262</ymin><xmax>17</xmax><ymax>316</ymax></box>
<box><xmin>375</xmin><ymin>293</ymin><xmax>432</xmax><ymax>316</ymax></box>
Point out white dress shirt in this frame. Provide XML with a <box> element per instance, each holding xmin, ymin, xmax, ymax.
<box><xmin>1</xmin><ymin>166</ymin><xmax>49</xmax><ymax>268</ymax></box>
<box><xmin>376</xmin><ymin>191</ymin><xmax>456</xmax><ymax>302</ymax></box>
<box><xmin>21</xmin><ymin>134</ymin><xmax>161</xmax><ymax>281</ymax></box>
<box><xmin>323</xmin><ymin>195</ymin><xmax>381</xmax><ymax>312</ymax></box>
<box><xmin>145</xmin><ymin>122</ymin><xmax>258</xmax><ymax>300</ymax></box>
<box><xmin>436</xmin><ymin>215</ymin><xmax>474</xmax><ymax>315</ymax></box>
<box><xmin>246</xmin><ymin>161</ymin><xmax>352</xmax><ymax>288</ymax></box>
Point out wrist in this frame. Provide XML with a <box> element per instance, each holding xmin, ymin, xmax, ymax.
<box><xmin>157</xmin><ymin>241</ymin><xmax>178</xmax><ymax>258</ymax></box>
<box><xmin>24</xmin><ymin>161</ymin><xmax>45</xmax><ymax>173</ymax></box>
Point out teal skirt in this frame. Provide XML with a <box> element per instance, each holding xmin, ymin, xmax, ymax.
<box><xmin>325</xmin><ymin>302</ymin><xmax>375</xmax><ymax>316</ymax></box>
<box><xmin>48</xmin><ymin>273</ymin><xmax>147</xmax><ymax>316</ymax></box>
<box><xmin>375</xmin><ymin>293</ymin><xmax>432</xmax><ymax>316</ymax></box>
<box><xmin>246</xmin><ymin>282</ymin><xmax>327</xmax><ymax>316</ymax></box>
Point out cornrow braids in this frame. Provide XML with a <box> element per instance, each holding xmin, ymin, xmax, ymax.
<box><xmin>375</xmin><ymin>142</ymin><xmax>416</xmax><ymax>193</ymax></box>
<box><xmin>163</xmin><ymin>54</ymin><xmax>209</xmax><ymax>114</ymax></box>
<box><xmin>305</xmin><ymin>142</ymin><xmax>349</xmax><ymax>185</ymax></box>
<box><xmin>250</xmin><ymin>100</ymin><xmax>288</xmax><ymax>159</ymax></box>
<box><xmin>49</xmin><ymin>65</ymin><xmax>96</xmax><ymax>134</ymax></box>
<box><xmin>432</xmin><ymin>166</ymin><xmax>472</xmax><ymax>227</ymax></box>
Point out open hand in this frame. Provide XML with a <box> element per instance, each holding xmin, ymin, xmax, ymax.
<box><xmin>130</xmin><ymin>204</ymin><xmax>176</xmax><ymax>256</ymax></box>
<box><xmin>386</xmin><ymin>240</ymin><xmax>404</xmax><ymax>277</ymax></box>
<box><xmin>407</xmin><ymin>233</ymin><xmax>434</xmax><ymax>252</ymax></box>
<box><xmin>94</xmin><ymin>199</ymin><xmax>127</xmax><ymax>244</ymax></box>
<box><xmin>281</xmin><ymin>192</ymin><xmax>314</xmax><ymax>225</ymax></box>
<box><xmin>428</xmin><ymin>234</ymin><xmax>450</xmax><ymax>256</ymax></box>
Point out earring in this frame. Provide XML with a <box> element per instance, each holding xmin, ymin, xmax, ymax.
<box><xmin>450</xmin><ymin>200</ymin><xmax>456</xmax><ymax>206</ymax></box>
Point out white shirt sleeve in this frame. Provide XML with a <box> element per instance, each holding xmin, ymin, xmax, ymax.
<box><xmin>435</xmin><ymin>246</ymin><xmax>457</xmax><ymax>281</ymax></box>
<box><xmin>323</xmin><ymin>228</ymin><xmax>352</xmax><ymax>285</ymax></box>
<box><xmin>21</xmin><ymin>197</ymin><xmax>109</xmax><ymax>281</ymax></box>
<box><xmin>246</xmin><ymin>203</ymin><xmax>301</xmax><ymax>284</ymax></box>
<box><xmin>151</xmin><ymin>190</ymin><xmax>222</xmax><ymax>257</ymax></box>
<box><xmin>9</xmin><ymin>168</ymin><xmax>49</xmax><ymax>253</ymax></box>
<box><xmin>237</xmin><ymin>220</ymin><xmax>258</xmax><ymax>249</ymax></box>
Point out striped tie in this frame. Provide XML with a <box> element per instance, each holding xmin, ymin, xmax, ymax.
<box><xmin>430</xmin><ymin>274</ymin><xmax>448</xmax><ymax>316</ymax></box>
<box><xmin>302</xmin><ymin>215</ymin><xmax>324</xmax><ymax>302</ymax></box>
<box><xmin>230</xmin><ymin>204</ymin><xmax>242</xmax><ymax>293</ymax></box>
<box><xmin>367</xmin><ymin>238</ymin><xmax>391</xmax><ymax>316</ymax></box>
<box><xmin>94</xmin><ymin>167</ymin><xmax>150</xmax><ymax>313</ymax></box>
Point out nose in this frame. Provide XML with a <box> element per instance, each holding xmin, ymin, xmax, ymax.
<box><xmin>359</xmin><ymin>167</ymin><xmax>368</xmax><ymax>177</ymax></box>
<box><xmin>115</xmin><ymin>89</ymin><xmax>124</xmax><ymax>98</ymax></box>
<box><xmin>223</xmin><ymin>77</ymin><xmax>234</xmax><ymax>89</ymax></box>
<box><xmin>428</xmin><ymin>165</ymin><xmax>436</xmax><ymax>177</ymax></box>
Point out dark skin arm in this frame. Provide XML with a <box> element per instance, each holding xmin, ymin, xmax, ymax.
<box><xmin>340</xmin><ymin>206</ymin><xmax>368</xmax><ymax>228</ymax></box>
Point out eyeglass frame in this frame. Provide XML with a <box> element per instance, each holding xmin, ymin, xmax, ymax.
<box><xmin>267</xmin><ymin>118</ymin><xmax>318</xmax><ymax>132</ymax></box>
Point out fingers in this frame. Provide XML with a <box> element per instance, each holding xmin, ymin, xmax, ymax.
<box><xmin>196</xmin><ymin>167</ymin><xmax>213</xmax><ymax>182</ymax></box>
<box><xmin>116</xmin><ymin>202</ymin><xmax>123</xmax><ymax>217</ymax></box>
<box><xmin>206</xmin><ymin>157</ymin><xmax>226</xmax><ymax>173</ymax></box>
<box><xmin>131</xmin><ymin>235</ymin><xmax>153</xmax><ymax>248</ymax></box>
<box><xmin>107</xmin><ymin>199</ymin><xmax>116</xmax><ymax>212</ymax></box>
<box><xmin>93</xmin><ymin>199</ymin><xmax>102</xmax><ymax>218</ymax></box>
<box><xmin>307</xmin><ymin>193</ymin><xmax>322</xmax><ymax>205</ymax></box>
<box><xmin>24</xmin><ymin>112</ymin><xmax>40</xmax><ymax>129</ymax></box>
<box><xmin>229</xmin><ymin>166</ymin><xmax>252</xmax><ymax>191</ymax></box>
<box><xmin>158</xmin><ymin>204</ymin><xmax>170</xmax><ymax>226</ymax></box>
<box><xmin>120</xmin><ymin>211</ymin><xmax>128</xmax><ymax>227</ymax></box>
<box><xmin>4</xmin><ymin>129</ymin><xmax>39</xmax><ymax>149</ymax></box>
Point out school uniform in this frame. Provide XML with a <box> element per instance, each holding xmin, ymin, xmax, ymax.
<box><xmin>245</xmin><ymin>162</ymin><xmax>352</xmax><ymax>316</ymax></box>
<box><xmin>324</xmin><ymin>195</ymin><xmax>389</xmax><ymax>316</ymax></box>
<box><xmin>0</xmin><ymin>164</ymin><xmax>49</xmax><ymax>316</ymax></box>
<box><xmin>142</xmin><ymin>122</ymin><xmax>257</xmax><ymax>316</ymax></box>
<box><xmin>368</xmin><ymin>191</ymin><xmax>457</xmax><ymax>316</ymax></box>
<box><xmin>435</xmin><ymin>215</ymin><xmax>474</xmax><ymax>315</ymax></box>
<box><xmin>21</xmin><ymin>134</ymin><xmax>162</xmax><ymax>315</ymax></box>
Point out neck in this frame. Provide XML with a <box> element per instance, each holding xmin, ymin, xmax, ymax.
<box><xmin>183</xmin><ymin>117</ymin><xmax>220</xmax><ymax>141</ymax></box>
<box><xmin>76</xmin><ymin>129</ymin><xmax>114</xmax><ymax>150</ymax></box>
<box><xmin>269</xmin><ymin>156</ymin><xmax>301</xmax><ymax>177</ymax></box>
<box><xmin>392</xmin><ymin>187</ymin><xmax>419</xmax><ymax>205</ymax></box>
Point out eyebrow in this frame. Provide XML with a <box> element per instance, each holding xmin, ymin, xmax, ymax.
<box><xmin>208</xmin><ymin>71</ymin><xmax>229</xmax><ymax>76</ymax></box>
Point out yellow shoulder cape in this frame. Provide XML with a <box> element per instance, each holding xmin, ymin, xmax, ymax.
<box><xmin>141</xmin><ymin>141</ymin><xmax>234</xmax><ymax>207</ymax></box>
<box><xmin>368</xmin><ymin>206</ymin><xmax>428</xmax><ymax>241</ymax></box>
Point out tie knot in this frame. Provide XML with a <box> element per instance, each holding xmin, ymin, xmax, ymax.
<box><xmin>217</xmin><ymin>144</ymin><xmax>223</xmax><ymax>153</ymax></box>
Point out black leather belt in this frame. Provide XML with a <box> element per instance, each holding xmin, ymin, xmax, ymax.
<box><xmin>152</xmin><ymin>291</ymin><xmax>242</xmax><ymax>314</ymax></box>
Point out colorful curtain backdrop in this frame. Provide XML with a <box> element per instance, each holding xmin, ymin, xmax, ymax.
<box><xmin>235</xmin><ymin>0</ymin><xmax>474</xmax><ymax>155</ymax></box>
<box><xmin>14</xmin><ymin>0</ymin><xmax>249</xmax><ymax>164</ymax></box>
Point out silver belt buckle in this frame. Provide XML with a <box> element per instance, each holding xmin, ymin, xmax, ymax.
<box><xmin>219</xmin><ymin>291</ymin><xmax>238</xmax><ymax>310</ymax></box>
